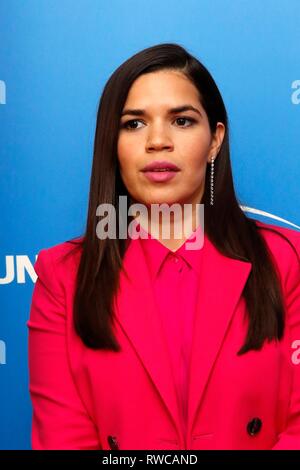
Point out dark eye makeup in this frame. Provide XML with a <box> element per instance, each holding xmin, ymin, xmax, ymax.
<box><xmin>120</xmin><ymin>116</ymin><xmax>197</xmax><ymax>130</ymax></box>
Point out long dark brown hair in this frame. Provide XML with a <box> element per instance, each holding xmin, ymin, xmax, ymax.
<box><xmin>64</xmin><ymin>43</ymin><xmax>299</xmax><ymax>355</ymax></box>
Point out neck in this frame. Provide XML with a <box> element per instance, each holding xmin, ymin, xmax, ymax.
<box><xmin>137</xmin><ymin>202</ymin><xmax>203</xmax><ymax>251</ymax></box>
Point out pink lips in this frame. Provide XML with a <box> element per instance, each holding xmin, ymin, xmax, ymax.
<box><xmin>142</xmin><ymin>160</ymin><xmax>180</xmax><ymax>172</ymax></box>
<box><xmin>141</xmin><ymin>160</ymin><xmax>180</xmax><ymax>182</ymax></box>
<box><xmin>143</xmin><ymin>171</ymin><xmax>179</xmax><ymax>182</ymax></box>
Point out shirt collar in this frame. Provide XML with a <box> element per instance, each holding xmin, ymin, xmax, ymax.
<box><xmin>132</xmin><ymin>219</ymin><xmax>204</xmax><ymax>279</ymax></box>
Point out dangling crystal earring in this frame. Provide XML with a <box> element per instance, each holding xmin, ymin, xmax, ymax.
<box><xmin>210</xmin><ymin>155</ymin><xmax>215</xmax><ymax>206</ymax></box>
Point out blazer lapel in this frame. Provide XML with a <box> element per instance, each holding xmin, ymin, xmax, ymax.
<box><xmin>186</xmin><ymin>232</ymin><xmax>252</xmax><ymax>434</ymax></box>
<box><xmin>113</xmin><ymin>231</ymin><xmax>252</xmax><ymax>442</ymax></box>
<box><xmin>114</xmin><ymin>237</ymin><xmax>184</xmax><ymax>442</ymax></box>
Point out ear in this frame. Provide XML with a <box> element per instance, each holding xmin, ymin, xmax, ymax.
<box><xmin>207</xmin><ymin>122</ymin><xmax>226</xmax><ymax>163</ymax></box>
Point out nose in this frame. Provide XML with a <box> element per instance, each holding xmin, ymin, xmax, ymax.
<box><xmin>146</xmin><ymin>123</ymin><xmax>174</xmax><ymax>152</ymax></box>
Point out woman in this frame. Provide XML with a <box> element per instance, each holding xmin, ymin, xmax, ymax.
<box><xmin>27</xmin><ymin>43</ymin><xmax>300</xmax><ymax>450</ymax></box>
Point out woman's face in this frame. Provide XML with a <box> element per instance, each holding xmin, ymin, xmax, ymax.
<box><xmin>117</xmin><ymin>69</ymin><xmax>225</xmax><ymax>209</ymax></box>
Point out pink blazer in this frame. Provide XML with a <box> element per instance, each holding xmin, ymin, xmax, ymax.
<box><xmin>27</xmin><ymin>220</ymin><xmax>300</xmax><ymax>450</ymax></box>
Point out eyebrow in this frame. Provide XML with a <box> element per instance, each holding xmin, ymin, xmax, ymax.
<box><xmin>120</xmin><ymin>104</ymin><xmax>203</xmax><ymax>118</ymax></box>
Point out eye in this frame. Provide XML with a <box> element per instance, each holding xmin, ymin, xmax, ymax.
<box><xmin>120</xmin><ymin>116</ymin><xmax>197</xmax><ymax>131</ymax></box>
<box><xmin>121</xmin><ymin>119</ymin><xmax>144</xmax><ymax>130</ymax></box>
<box><xmin>175</xmin><ymin>117</ymin><xmax>196</xmax><ymax>127</ymax></box>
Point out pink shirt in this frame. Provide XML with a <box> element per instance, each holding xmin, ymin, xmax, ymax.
<box><xmin>132</xmin><ymin>220</ymin><xmax>204</xmax><ymax>438</ymax></box>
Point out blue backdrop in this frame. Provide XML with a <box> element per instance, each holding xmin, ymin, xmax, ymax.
<box><xmin>0</xmin><ymin>0</ymin><xmax>299</xmax><ymax>449</ymax></box>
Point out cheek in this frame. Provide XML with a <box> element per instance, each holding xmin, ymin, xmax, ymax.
<box><xmin>177</xmin><ymin>132</ymin><xmax>211</xmax><ymax>164</ymax></box>
<box><xmin>117</xmin><ymin>141</ymin><xmax>142</xmax><ymax>196</ymax></box>
<box><xmin>117</xmin><ymin>138</ymin><xmax>128</xmax><ymax>170</ymax></box>
<box><xmin>179</xmin><ymin>144</ymin><xmax>208</xmax><ymax>187</ymax></box>
<box><xmin>117</xmin><ymin>133</ymin><xmax>143</xmax><ymax>168</ymax></box>
<box><xmin>182</xmin><ymin>147</ymin><xmax>208</xmax><ymax>176</ymax></box>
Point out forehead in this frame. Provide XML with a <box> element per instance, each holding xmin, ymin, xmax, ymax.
<box><xmin>124</xmin><ymin>70</ymin><xmax>201</xmax><ymax>108</ymax></box>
